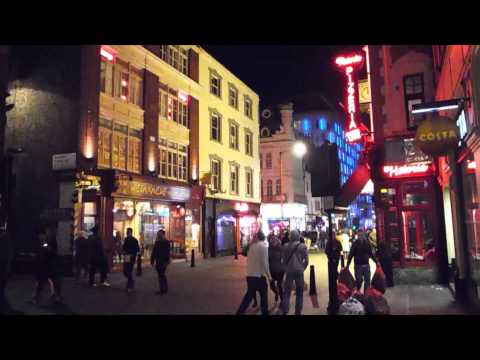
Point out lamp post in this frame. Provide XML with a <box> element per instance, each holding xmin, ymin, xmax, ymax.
<box><xmin>278</xmin><ymin>141</ymin><xmax>307</xmax><ymax>227</ymax></box>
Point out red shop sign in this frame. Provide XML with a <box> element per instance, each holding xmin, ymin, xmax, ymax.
<box><xmin>382</xmin><ymin>162</ymin><xmax>434</xmax><ymax>179</ymax></box>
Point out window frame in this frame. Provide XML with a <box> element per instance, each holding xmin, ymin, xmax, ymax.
<box><xmin>266</xmin><ymin>153</ymin><xmax>272</xmax><ymax>169</ymax></box>
<box><xmin>229</xmin><ymin>119</ymin><xmax>239</xmax><ymax>150</ymax></box>
<box><xmin>210</xmin><ymin>157</ymin><xmax>223</xmax><ymax>192</ymax></box>
<box><xmin>245</xmin><ymin>167</ymin><xmax>253</xmax><ymax>198</ymax></box>
<box><xmin>210</xmin><ymin>109</ymin><xmax>222</xmax><ymax>143</ymax></box>
<box><xmin>209</xmin><ymin>69</ymin><xmax>222</xmax><ymax>98</ymax></box>
<box><xmin>229</xmin><ymin>162</ymin><xmax>240</xmax><ymax>195</ymax></box>
<box><xmin>245</xmin><ymin>129</ymin><xmax>253</xmax><ymax>157</ymax></box>
<box><xmin>403</xmin><ymin>73</ymin><xmax>426</xmax><ymax>130</ymax></box>
<box><xmin>244</xmin><ymin>95</ymin><xmax>253</xmax><ymax>119</ymax></box>
<box><xmin>228</xmin><ymin>83</ymin><xmax>239</xmax><ymax>109</ymax></box>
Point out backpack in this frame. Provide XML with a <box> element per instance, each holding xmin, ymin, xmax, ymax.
<box><xmin>338</xmin><ymin>297</ymin><xmax>366</xmax><ymax>315</ymax></box>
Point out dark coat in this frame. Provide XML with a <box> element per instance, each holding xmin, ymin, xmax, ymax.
<box><xmin>88</xmin><ymin>234</ymin><xmax>106</xmax><ymax>264</ymax></box>
<box><xmin>325</xmin><ymin>238</ymin><xmax>342</xmax><ymax>263</ymax></box>
<box><xmin>123</xmin><ymin>236</ymin><xmax>140</xmax><ymax>263</ymax></box>
<box><xmin>35</xmin><ymin>236</ymin><xmax>59</xmax><ymax>279</ymax></box>
<box><xmin>151</xmin><ymin>239</ymin><xmax>170</xmax><ymax>266</ymax></box>
<box><xmin>347</xmin><ymin>239</ymin><xmax>377</xmax><ymax>267</ymax></box>
<box><xmin>74</xmin><ymin>236</ymin><xmax>89</xmax><ymax>264</ymax></box>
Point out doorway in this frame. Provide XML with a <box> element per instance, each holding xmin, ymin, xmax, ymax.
<box><xmin>402</xmin><ymin>210</ymin><xmax>435</xmax><ymax>264</ymax></box>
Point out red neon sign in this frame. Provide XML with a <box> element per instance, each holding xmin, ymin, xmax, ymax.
<box><xmin>467</xmin><ymin>160</ymin><xmax>476</xmax><ymax>170</ymax></box>
<box><xmin>382</xmin><ymin>163</ymin><xmax>433</xmax><ymax>178</ymax></box>
<box><xmin>235</xmin><ymin>203</ymin><xmax>249</xmax><ymax>212</ymax></box>
<box><xmin>100</xmin><ymin>45</ymin><xmax>117</xmax><ymax>63</ymax></box>
<box><xmin>335</xmin><ymin>53</ymin><xmax>366</xmax><ymax>143</ymax></box>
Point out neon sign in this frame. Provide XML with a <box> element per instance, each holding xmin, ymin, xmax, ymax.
<box><xmin>235</xmin><ymin>203</ymin><xmax>249</xmax><ymax>212</ymax></box>
<box><xmin>382</xmin><ymin>163</ymin><xmax>433</xmax><ymax>178</ymax></box>
<box><xmin>467</xmin><ymin>160</ymin><xmax>476</xmax><ymax>172</ymax></box>
<box><xmin>335</xmin><ymin>53</ymin><xmax>366</xmax><ymax>143</ymax></box>
<box><xmin>100</xmin><ymin>45</ymin><xmax>117</xmax><ymax>63</ymax></box>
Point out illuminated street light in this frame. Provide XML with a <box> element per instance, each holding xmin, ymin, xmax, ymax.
<box><xmin>293</xmin><ymin>141</ymin><xmax>307</xmax><ymax>158</ymax></box>
<box><xmin>411</xmin><ymin>98</ymin><xmax>465</xmax><ymax>114</ymax></box>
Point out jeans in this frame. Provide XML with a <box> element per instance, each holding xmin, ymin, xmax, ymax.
<box><xmin>282</xmin><ymin>272</ymin><xmax>304</xmax><ymax>315</ymax></box>
<box><xmin>271</xmin><ymin>271</ymin><xmax>284</xmax><ymax>302</ymax></box>
<box><xmin>123</xmin><ymin>261</ymin><xmax>134</xmax><ymax>289</ymax></box>
<box><xmin>237</xmin><ymin>276</ymin><xmax>269</xmax><ymax>315</ymax></box>
<box><xmin>327</xmin><ymin>260</ymin><xmax>339</xmax><ymax>314</ymax></box>
<box><xmin>89</xmin><ymin>260</ymin><xmax>107</xmax><ymax>286</ymax></box>
<box><xmin>354</xmin><ymin>264</ymin><xmax>371</xmax><ymax>291</ymax></box>
<box><xmin>156</xmin><ymin>264</ymin><xmax>168</xmax><ymax>293</ymax></box>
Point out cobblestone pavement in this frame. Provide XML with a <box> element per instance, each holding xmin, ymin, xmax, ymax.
<box><xmin>3</xmin><ymin>252</ymin><xmax>466</xmax><ymax>315</ymax></box>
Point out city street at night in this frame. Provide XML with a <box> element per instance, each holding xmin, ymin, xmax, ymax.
<box><xmin>4</xmin><ymin>253</ymin><xmax>463</xmax><ymax>315</ymax></box>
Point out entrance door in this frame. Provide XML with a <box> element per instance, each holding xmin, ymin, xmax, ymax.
<box><xmin>402</xmin><ymin>210</ymin><xmax>435</xmax><ymax>265</ymax></box>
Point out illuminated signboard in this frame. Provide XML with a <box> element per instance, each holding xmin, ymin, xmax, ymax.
<box><xmin>382</xmin><ymin>162</ymin><xmax>433</xmax><ymax>178</ymax></box>
<box><xmin>235</xmin><ymin>203</ymin><xmax>249</xmax><ymax>212</ymax></box>
<box><xmin>335</xmin><ymin>53</ymin><xmax>367</xmax><ymax>143</ymax></box>
<box><xmin>100</xmin><ymin>45</ymin><xmax>117</xmax><ymax>63</ymax></box>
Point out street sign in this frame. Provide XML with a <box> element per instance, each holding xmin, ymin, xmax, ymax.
<box><xmin>52</xmin><ymin>153</ymin><xmax>77</xmax><ymax>171</ymax></box>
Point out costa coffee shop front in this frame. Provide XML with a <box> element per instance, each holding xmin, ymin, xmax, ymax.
<box><xmin>83</xmin><ymin>171</ymin><xmax>191</xmax><ymax>262</ymax></box>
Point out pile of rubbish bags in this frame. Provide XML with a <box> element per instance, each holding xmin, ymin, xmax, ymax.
<box><xmin>336</xmin><ymin>266</ymin><xmax>390</xmax><ymax>315</ymax></box>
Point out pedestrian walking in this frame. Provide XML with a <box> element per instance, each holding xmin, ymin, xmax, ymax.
<box><xmin>74</xmin><ymin>231</ymin><xmax>89</xmax><ymax>281</ymax></box>
<box><xmin>123</xmin><ymin>228</ymin><xmax>140</xmax><ymax>293</ymax></box>
<box><xmin>29</xmin><ymin>225</ymin><xmax>62</xmax><ymax>304</ymax></box>
<box><xmin>114</xmin><ymin>231</ymin><xmax>123</xmax><ymax>263</ymax></box>
<box><xmin>325</xmin><ymin>232</ymin><xmax>343</xmax><ymax>314</ymax></box>
<box><xmin>281</xmin><ymin>230</ymin><xmax>289</xmax><ymax>246</ymax></box>
<box><xmin>151</xmin><ymin>229</ymin><xmax>171</xmax><ymax>295</ymax></box>
<box><xmin>268</xmin><ymin>233</ymin><xmax>284</xmax><ymax>304</ymax></box>
<box><xmin>236</xmin><ymin>230</ymin><xmax>272</xmax><ymax>315</ymax></box>
<box><xmin>281</xmin><ymin>229</ymin><xmax>309</xmax><ymax>315</ymax></box>
<box><xmin>376</xmin><ymin>242</ymin><xmax>394</xmax><ymax>287</ymax></box>
<box><xmin>0</xmin><ymin>226</ymin><xmax>13</xmax><ymax>314</ymax></box>
<box><xmin>346</xmin><ymin>229</ymin><xmax>378</xmax><ymax>292</ymax></box>
<box><xmin>87</xmin><ymin>225</ymin><xmax>110</xmax><ymax>288</ymax></box>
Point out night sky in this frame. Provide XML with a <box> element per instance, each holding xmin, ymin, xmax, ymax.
<box><xmin>202</xmin><ymin>45</ymin><xmax>364</xmax><ymax>109</ymax></box>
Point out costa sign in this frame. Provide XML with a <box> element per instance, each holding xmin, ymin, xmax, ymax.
<box><xmin>335</xmin><ymin>53</ymin><xmax>368</xmax><ymax>143</ymax></box>
<box><xmin>415</xmin><ymin>115</ymin><xmax>460</xmax><ymax>157</ymax></box>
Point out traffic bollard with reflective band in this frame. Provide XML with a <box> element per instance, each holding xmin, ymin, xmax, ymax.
<box><xmin>309</xmin><ymin>265</ymin><xmax>317</xmax><ymax>295</ymax></box>
<box><xmin>191</xmin><ymin>249</ymin><xmax>195</xmax><ymax>268</ymax></box>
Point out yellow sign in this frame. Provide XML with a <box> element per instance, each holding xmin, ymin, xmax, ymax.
<box><xmin>359</xmin><ymin>79</ymin><xmax>371</xmax><ymax>104</ymax></box>
<box><xmin>415</xmin><ymin>115</ymin><xmax>460</xmax><ymax>157</ymax></box>
<box><xmin>117</xmin><ymin>179</ymin><xmax>168</xmax><ymax>198</ymax></box>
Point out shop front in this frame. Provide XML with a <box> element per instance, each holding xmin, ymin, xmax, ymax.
<box><xmin>374</xmin><ymin>158</ymin><xmax>444</xmax><ymax>269</ymax></box>
<box><xmin>204</xmin><ymin>198</ymin><xmax>260</xmax><ymax>257</ymax></box>
<box><xmin>79</xmin><ymin>171</ymin><xmax>191</xmax><ymax>264</ymax></box>
<box><xmin>260</xmin><ymin>202</ymin><xmax>307</xmax><ymax>236</ymax></box>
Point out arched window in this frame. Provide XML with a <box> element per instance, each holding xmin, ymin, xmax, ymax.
<box><xmin>267</xmin><ymin>180</ymin><xmax>273</xmax><ymax>197</ymax></box>
<box><xmin>266</xmin><ymin>153</ymin><xmax>272</xmax><ymax>168</ymax></box>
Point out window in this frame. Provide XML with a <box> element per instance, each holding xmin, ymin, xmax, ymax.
<box><xmin>210</xmin><ymin>70</ymin><xmax>222</xmax><ymax>97</ymax></box>
<box><xmin>98</xmin><ymin>118</ymin><xmax>142</xmax><ymax>174</ymax></box>
<box><xmin>246</xmin><ymin>168</ymin><xmax>253</xmax><ymax>197</ymax></box>
<box><xmin>229</xmin><ymin>121</ymin><xmax>239</xmax><ymax>150</ymax></box>
<box><xmin>159</xmin><ymin>139</ymin><xmax>188</xmax><ymax>182</ymax></box>
<box><xmin>267</xmin><ymin>180</ymin><xmax>273</xmax><ymax>197</ymax></box>
<box><xmin>228</xmin><ymin>84</ymin><xmax>238</xmax><ymax>109</ymax></box>
<box><xmin>171</xmin><ymin>98</ymin><xmax>178</xmax><ymax>123</ymax></box>
<box><xmin>230</xmin><ymin>164</ymin><xmax>239</xmax><ymax>195</ymax></box>
<box><xmin>266</xmin><ymin>153</ymin><xmax>272</xmax><ymax>169</ymax></box>
<box><xmin>244</xmin><ymin>96</ymin><xmax>253</xmax><ymax>118</ymax></box>
<box><xmin>179</xmin><ymin>101</ymin><xmax>188</xmax><ymax>127</ymax></box>
<box><xmin>211</xmin><ymin>159</ymin><xmax>222</xmax><ymax>191</ymax></box>
<box><xmin>315</xmin><ymin>200</ymin><xmax>321</xmax><ymax>211</ymax></box>
<box><xmin>260</xmin><ymin>154</ymin><xmax>263</xmax><ymax>169</ymax></box>
<box><xmin>159</xmin><ymin>88</ymin><xmax>168</xmax><ymax>119</ymax></box>
<box><xmin>245</xmin><ymin>130</ymin><xmax>253</xmax><ymax>156</ymax></box>
<box><xmin>100</xmin><ymin>59</ymin><xmax>114</xmax><ymax>96</ymax></box>
<box><xmin>129</xmin><ymin>68</ymin><xmax>143</xmax><ymax>107</ymax></box>
<box><xmin>211</xmin><ymin>111</ymin><xmax>222</xmax><ymax>142</ymax></box>
<box><xmin>155</xmin><ymin>45</ymin><xmax>189</xmax><ymax>75</ymax></box>
<box><xmin>404</xmin><ymin>74</ymin><xmax>425</xmax><ymax>129</ymax></box>
<box><xmin>276</xmin><ymin>179</ymin><xmax>281</xmax><ymax>195</ymax></box>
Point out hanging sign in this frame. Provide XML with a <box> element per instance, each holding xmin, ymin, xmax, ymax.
<box><xmin>414</xmin><ymin>115</ymin><xmax>460</xmax><ymax>157</ymax></box>
<box><xmin>335</xmin><ymin>53</ymin><xmax>368</xmax><ymax>143</ymax></box>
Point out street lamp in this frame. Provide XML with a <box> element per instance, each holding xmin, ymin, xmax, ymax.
<box><xmin>279</xmin><ymin>140</ymin><xmax>307</xmax><ymax>224</ymax></box>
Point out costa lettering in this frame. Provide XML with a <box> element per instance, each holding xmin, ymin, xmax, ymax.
<box><xmin>414</xmin><ymin>115</ymin><xmax>460</xmax><ymax>157</ymax></box>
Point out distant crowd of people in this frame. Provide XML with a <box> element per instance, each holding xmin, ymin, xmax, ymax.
<box><xmin>27</xmin><ymin>224</ymin><xmax>173</xmax><ymax>306</ymax></box>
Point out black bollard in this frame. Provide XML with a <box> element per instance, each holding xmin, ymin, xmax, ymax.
<box><xmin>341</xmin><ymin>254</ymin><xmax>345</xmax><ymax>268</ymax></box>
<box><xmin>309</xmin><ymin>265</ymin><xmax>317</xmax><ymax>295</ymax></box>
<box><xmin>191</xmin><ymin>249</ymin><xmax>195</xmax><ymax>268</ymax></box>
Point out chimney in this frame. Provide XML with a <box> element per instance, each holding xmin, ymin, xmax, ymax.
<box><xmin>278</xmin><ymin>102</ymin><xmax>294</xmax><ymax>137</ymax></box>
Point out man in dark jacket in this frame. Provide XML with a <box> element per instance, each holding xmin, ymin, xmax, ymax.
<box><xmin>30</xmin><ymin>226</ymin><xmax>62</xmax><ymax>304</ymax></box>
<box><xmin>346</xmin><ymin>229</ymin><xmax>378</xmax><ymax>291</ymax></box>
<box><xmin>150</xmin><ymin>229</ymin><xmax>171</xmax><ymax>295</ymax></box>
<box><xmin>88</xmin><ymin>226</ymin><xmax>110</xmax><ymax>287</ymax></box>
<box><xmin>74</xmin><ymin>231</ymin><xmax>89</xmax><ymax>281</ymax></box>
<box><xmin>325</xmin><ymin>231</ymin><xmax>343</xmax><ymax>314</ymax></box>
<box><xmin>123</xmin><ymin>227</ymin><xmax>140</xmax><ymax>292</ymax></box>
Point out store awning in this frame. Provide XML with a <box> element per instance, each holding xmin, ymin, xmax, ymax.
<box><xmin>335</xmin><ymin>162</ymin><xmax>371</xmax><ymax>208</ymax></box>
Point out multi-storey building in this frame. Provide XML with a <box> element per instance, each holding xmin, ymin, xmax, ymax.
<box><xmin>366</xmin><ymin>46</ymin><xmax>449</xmax><ymax>281</ymax></box>
<box><xmin>197</xmin><ymin>50</ymin><xmax>261</xmax><ymax>257</ymax></box>
<box><xmin>4</xmin><ymin>45</ymin><xmax>259</xmax><ymax>264</ymax></box>
<box><xmin>259</xmin><ymin>103</ymin><xmax>309</xmax><ymax>235</ymax></box>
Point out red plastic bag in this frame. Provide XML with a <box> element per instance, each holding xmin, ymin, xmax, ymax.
<box><xmin>365</xmin><ymin>291</ymin><xmax>390</xmax><ymax>315</ymax></box>
<box><xmin>371</xmin><ymin>265</ymin><xmax>386</xmax><ymax>294</ymax></box>
<box><xmin>338</xmin><ymin>268</ymin><xmax>355</xmax><ymax>291</ymax></box>
<box><xmin>365</xmin><ymin>287</ymin><xmax>383</xmax><ymax>298</ymax></box>
<box><xmin>337</xmin><ymin>282</ymin><xmax>351</xmax><ymax>303</ymax></box>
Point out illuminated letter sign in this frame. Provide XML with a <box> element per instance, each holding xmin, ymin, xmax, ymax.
<box><xmin>335</xmin><ymin>53</ymin><xmax>366</xmax><ymax>143</ymax></box>
<box><xmin>100</xmin><ymin>45</ymin><xmax>117</xmax><ymax>63</ymax></box>
<box><xmin>382</xmin><ymin>162</ymin><xmax>433</xmax><ymax>178</ymax></box>
<box><xmin>235</xmin><ymin>203</ymin><xmax>249</xmax><ymax>212</ymax></box>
